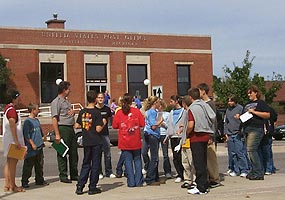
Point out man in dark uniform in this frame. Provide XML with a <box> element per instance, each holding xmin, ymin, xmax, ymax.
<box><xmin>51</xmin><ymin>81</ymin><xmax>78</xmax><ymax>183</ymax></box>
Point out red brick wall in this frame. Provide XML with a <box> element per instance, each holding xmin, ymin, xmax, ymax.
<box><xmin>0</xmin><ymin>27</ymin><xmax>212</xmax><ymax>107</ymax></box>
<box><xmin>110</xmin><ymin>52</ymin><xmax>127</xmax><ymax>100</ymax></box>
<box><xmin>150</xmin><ymin>52</ymin><xmax>213</xmax><ymax>99</ymax></box>
<box><xmin>0</xmin><ymin>49</ymin><xmax>39</xmax><ymax>107</ymax></box>
<box><xmin>66</xmin><ymin>51</ymin><xmax>85</xmax><ymax>105</ymax></box>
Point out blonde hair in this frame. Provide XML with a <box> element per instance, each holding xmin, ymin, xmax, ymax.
<box><xmin>159</xmin><ymin>99</ymin><xmax>167</xmax><ymax>110</ymax></box>
<box><xmin>142</xmin><ymin>96</ymin><xmax>159</xmax><ymax>111</ymax></box>
<box><xmin>117</xmin><ymin>96</ymin><xmax>123</xmax><ymax>107</ymax></box>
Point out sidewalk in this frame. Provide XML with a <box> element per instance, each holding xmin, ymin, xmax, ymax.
<box><xmin>1</xmin><ymin>138</ymin><xmax>285</xmax><ymax>200</ymax></box>
<box><xmin>1</xmin><ymin>172</ymin><xmax>285</xmax><ymax>200</ymax></box>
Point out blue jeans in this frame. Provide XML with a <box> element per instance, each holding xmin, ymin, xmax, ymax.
<box><xmin>78</xmin><ymin>144</ymin><xmax>102</xmax><ymax>190</ymax></box>
<box><xmin>245</xmin><ymin>127</ymin><xmax>264</xmax><ymax>177</ymax></box>
<box><xmin>227</xmin><ymin>134</ymin><xmax>249</xmax><ymax>174</ymax></box>
<box><xmin>259</xmin><ymin>136</ymin><xmax>275</xmax><ymax>173</ymax></box>
<box><xmin>122</xmin><ymin>149</ymin><xmax>143</xmax><ymax>187</ymax></box>
<box><xmin>116</xmin><ymin>151</ymin><xmax>125</xmax><ymax>176</ymax></box>
<box><xmin>100</xmin><ymin>135</ymin><xmax>113</xmax><ymax>176</ymax></box>
<box><xmin>159</xmin><ymin>135</ymin><xmax>172</xmax><ymax>175</ymax></box>
<box><xmin>144</xmin><ymin>134</ymin><xmax>160</xmax><ymax>184</ymax></box>
<box><xmin>142</xmin><ymin>133</ymin><xmax>150</xmax><ymax>171</ymax></box>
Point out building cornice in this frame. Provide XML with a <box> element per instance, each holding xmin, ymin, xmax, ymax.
<box><xmin>0</xmin><ymin>44</ymin><xmax>212</xmax><ymax>54</ymax></box>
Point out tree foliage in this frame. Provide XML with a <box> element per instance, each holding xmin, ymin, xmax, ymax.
<box><xmin>0</xmin><ymin>55</ymin><xmax>12</xmax><ymax>85</ymax></box>
<box><xmin>213</xmin><ymin>50</ymin><xmax>283</xmax><ymax>106</ymax></box>
<box><xmin>0</xmin><ymin>54</ymin><xmax>13</xmax><ymax>104</ymax></box>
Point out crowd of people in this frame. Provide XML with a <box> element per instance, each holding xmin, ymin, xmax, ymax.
<box><xmin>2</xmin><ymin>82</ymin><xmax>277</xmax><ymax>195</ymax></box>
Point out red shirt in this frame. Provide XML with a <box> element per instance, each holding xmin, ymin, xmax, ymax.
<box><xmin>188</xmin><ymin>110</ymin><xmax>210</xmax><ymax>143</ymax></box>
<box><xmin>4</xmin><ymin>104</ymin><xmax>18</xmax><ymax>123</ymax></box>
<box><xmin>112</xmin><ymin>107</ymin><xmax>145</xmax><ymax>150</ymax></box>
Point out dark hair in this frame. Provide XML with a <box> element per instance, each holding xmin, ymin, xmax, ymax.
<box><xmin>182</xmin><ymin>95</ymin><xmax>191</xmax><ymax>107</ymax></box>
<box><xmin>170</xmin><ymin>95</ymin><xmax>183</xmax><ymax>107</ymax></box>
<box><xmin>188</xmin><ymin>87</ymin><xmax>200</xmax><ymax>100</ymax></box>
<box><xmin>58</xmin><ymin>81</ymin><xmax>70</xmax><ymax>94</ymax></box>
<box><xmin>6</xmin><ymin>88</ymin><xmax>20</xmax><ymax>103</ymax></box>
<box><xmin>122</xmin><ymin>93</ymin><xmax>132</xmax><ymax>114</ymax></box>
<box><xmin>197</xmin><ymin>83</ymin><xmax>209</xmax><ymax>94</ymax></box>
<box><xmin>97</xmin><ymin>92</ymin><xmax>105</xmax><ymax>98</ymax></box>
<box><xmin>87</xmin><ymin>90</ymin><xmax>97</xmax><ymax>103</ymax></box>
<box><xmin>27</xmin><ymin>103</ymin><xmax>38</xmax><ymax>113</ymax></box>
<box><xmin>247</xmin><ymin>85</ymin><xmax>262</xmax><ymax>99</ymax></box>
<box><xmin>227</xmin><ymin>94</ymin><xmax>238</xmax><ymax>103</ymax></box>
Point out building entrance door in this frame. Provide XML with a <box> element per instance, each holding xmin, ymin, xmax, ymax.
<box><xmin>40</xmin><ymin>63</ymin><xmax>63</xmax><ymax>103</ymax></box>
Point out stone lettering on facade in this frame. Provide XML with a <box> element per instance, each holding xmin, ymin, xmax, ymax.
<box><xmin>41</xmin><ymin>31</ymin><xmax>147</xmax><ymax>46</ymax></box>
<box><xmin>41</xmin><ymin>32</ymin><xmax>69</xmax><ymax>38</ymax></box>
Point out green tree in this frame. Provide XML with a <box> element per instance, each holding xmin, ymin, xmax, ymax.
<box><xmin>213</xmin><ymin>50</ymin><xmax>282</xmax><ymax>106</ymax></box>
<box><xmin>0</xmin><ymin>54</ymin><xmax>12</xmax><ymax>104</ymax></box>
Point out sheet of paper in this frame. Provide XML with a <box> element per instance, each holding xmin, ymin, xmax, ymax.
<box><xmin>240</xmin><ymin>111</ymin><xmax>253</xmax><ymax>123</ymax></box>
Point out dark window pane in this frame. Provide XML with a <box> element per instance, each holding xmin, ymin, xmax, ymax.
<box><xmin>128</xmin><ymin>64</ymin><xmax>147</xmax><ymax>99</ymax></box>
<box><xmin>41</xmin><ymin>63</ymin><xmax>63</xmax><ymax>103</ymax></box>
<box><xmin>86</xmin><ymin>64</ymin><xmax>106</xmax><ymax>80</ymax></box>
<box><xmin>177</xmin><ymin>65</ymin><xmax>190</xmax><ymax>96</ymax></box>
<box><xmin>178</xmin><ymin>82</ymin><xmax>190</xmax><ymax>96</ymax></box>
<box><xmin>128</xmin><ymin>65</ymin><xmax>146</xmax><ymax>82</ymax></box>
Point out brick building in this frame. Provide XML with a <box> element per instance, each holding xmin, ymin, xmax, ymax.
<box><xmin>0</xmin><ymin>16</ymin><xmax>213</xmax><ymax>107</ymax></box>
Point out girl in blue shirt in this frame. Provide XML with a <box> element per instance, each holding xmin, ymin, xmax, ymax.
<box><xmin>142</xmin><ymin>96</ymin><xmax>163</xmax><ymax>185</ymax></box>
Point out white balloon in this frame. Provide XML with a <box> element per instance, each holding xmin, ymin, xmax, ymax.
<box><xmin>56</xmin><ymin>78</ymin><xmax>63</xmax><ymax>85</ymax></box>
<box><xmin>144</xmin><ymin>79</ymin><xmax>150</xmax><ymax>86</ymax></box>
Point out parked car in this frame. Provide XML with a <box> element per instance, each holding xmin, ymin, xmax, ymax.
<box><xmin>75</xmin><ymin>127</ymin><xmax>144</xmax><ymax>147</ymax></box>
<box><xmin>272</xmin><ymin>124</ymin><xmax>285</xmax><ymax>140</ymax></box>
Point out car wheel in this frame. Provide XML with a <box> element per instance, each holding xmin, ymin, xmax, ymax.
<box><xmin>273</xmin><ymin>135</ymin><xmax>283</xmax><ymax>140</ymax></box>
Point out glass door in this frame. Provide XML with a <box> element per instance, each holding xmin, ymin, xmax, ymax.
<box><xmin>40</xmin><ymin>63</ymin><xmax>63</xmax><ymax>103</ymax></box>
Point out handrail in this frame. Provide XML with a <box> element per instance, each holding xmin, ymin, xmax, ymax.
<box><xmin>0</xmin><ymin>102</ymin><xmax>84</xmax><ymax>119</ymax></box>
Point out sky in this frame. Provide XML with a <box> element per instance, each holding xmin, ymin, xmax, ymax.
<box><xmin>0</xmin><ymin>0</ymin><xmax>284</xmax><ymax>80</ymax></box>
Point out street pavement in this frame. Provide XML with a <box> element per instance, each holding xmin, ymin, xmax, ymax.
<box><xmin>1</xmin><ymin>141</ymin><xmax>285</xmax><ymax>200</ymax></box>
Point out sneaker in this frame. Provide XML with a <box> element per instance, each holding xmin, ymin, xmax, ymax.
<box><xmin>60</xmin><ymin>179</ymin><xmax>72</xmax><ymax>183</ymax></box>
<box><xmin>75</xmin><ymin>185</ymin><xmax>84</xmax><ymax>195</ymax></box>
<box><xmin>159</xmin><ymin>177</ymin><xmax>167</xmax><ymax>184</ymax></box>
<box><xmin>22</xmin><ymin>183</ymin><xmax>29</xmax><ymax>188</ymax></box>
<box><xmin>99</xmin><ymin>174</ymin><xmax>104</xmax><ymax>180</ymax></box>
<box><xmin>165</xmin><ymin>173</ymin><xmax>172</xmax><ymax>179</ymax></box>
<box><xmin>88</xmin><ymin>188</ymin><xmax>102</xmax><ymax>195</ymax></box>
<box><xmin>181</xmin><ymin>182</ymin><xmax>190</xmax><ymax>188</ymax></box>
<box><xmin>35</xmin><ymin>180</ymin><xmax>49</xmax><ymax>186</ymax></box>
<box><xmin>175</xmin><ymin>177</ymin><xmax>182</xmax><ymax>183</ymax></box>
<box><xmin>187</xmin><ymin>183</ymin><xmax>197</xmax><ymax>190</ymax></box>
<box><xmin>209</xmin><ymin>181</ymin><xmax>222</xmax><ymax>188</ymax></box>
<box><xmin>142</xmin><ymin>169</ymin><xmax>147</xmax><ymax>175</ymax></box>
<box><xmin>229</xmin><ymin>172</ymin><xmax>237</xmax><ymax>177</ymax></box>
<box><xmin>248</xmin><ymin>176</ymin><xmax>264</xmax><ymax>180</ymax></box>
<box><xmin>115</xmin><ymin>174</ymin><xmax>122</xmax><ymax>178</ymax></box>
<box><xmin>187</xmin><ymin>186</ymin><xmax>207</xmax><ymax>195</ymax></box>
<box><xmin>265</xmin><ymin>172</ymin><xmax>272</xmax><ymax>175</ymax></box>
<box><xmin>146</xmin><ymin>181</ymin><xmax>160</xmax><ymax>186</ymax></box>
<box><xmin>108</xmin><ymin>174</ymin><xmax>116</xmax><ymax>179</ymax></box>
<box><xmin>226</xmin><ymin>169</ymin><xmax>232</xmax><ymax>174</ymax></box>
<box><xmin>240</xmin><ymin>173</ymin><xmax>248</xmax><ymax>178</ymax></box>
